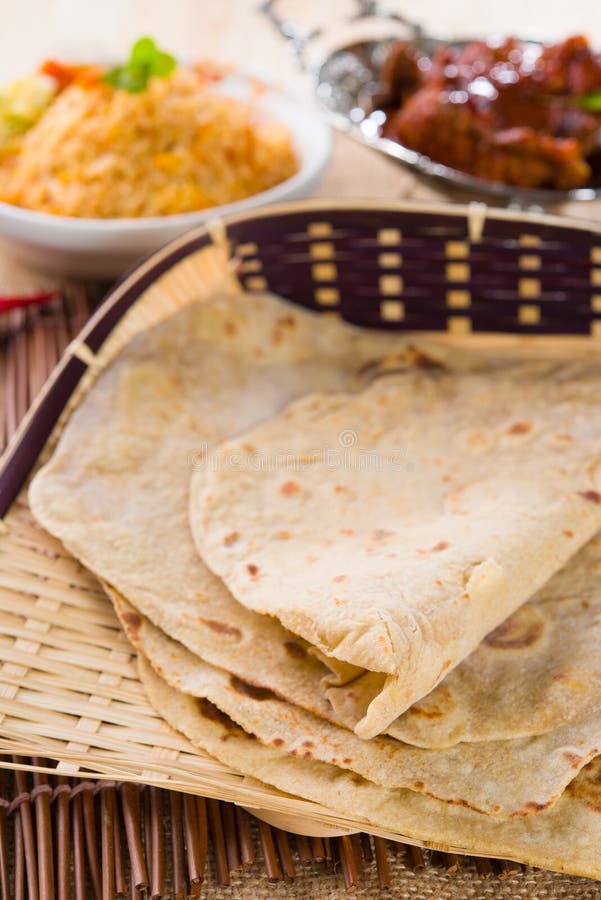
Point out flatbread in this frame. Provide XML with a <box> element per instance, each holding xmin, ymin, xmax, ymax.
<box><xmin>28</xmin><ymin>291</ymin><xmax>404</xmax><ymax>724</ymax></box>
<box><xmin>386</xmin><ymin>535</ymin><xmax>601</xmax><ymax>747</ymax></box>
<box><xmin>190</xmin><ymin>362</ymin><xmax>601</xmax><ymax>736</ymax></box>
<box><xmin>140</xmin><ymin>658</ymin><xmax>601</xmax><ymax>882</ymax></box>
<box><xmin>116</xmin><ymin>595</ymin><xmax>601</xmax><ymax>818</ymax></box>
<box><xmin>30</xmin><ymin>290</ymin><xmax>601</xmax><ymax>748</ymax></box>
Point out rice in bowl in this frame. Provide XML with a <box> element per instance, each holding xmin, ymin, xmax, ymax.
<box><xmin>0</xmin><ymin>62</ymin><xmax>299</xmax><ymax>218</ymax></box>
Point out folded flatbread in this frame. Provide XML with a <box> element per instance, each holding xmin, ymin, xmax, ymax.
<box><xmin>116</xmin><ymin>595</ymin><xmax>601</xmax><ymax>818</ymax></box>
<box><xmin>140</xmin><ymin>658</ymin><xmax>601</xmax><ymax>881</ymax></box>
<box><xmin>191</xmin><ymin>363</ymin><xmax>601</xmax><ymax>736</ymax></box>
<box><xmin>28</xmin><ymin>292</ymin><xmax>403</xmax><ymax>724</ymax></box>
<box><xmin>29</xmin><ymin>291</ymin><xmax>601</xmax><ymax>746</ymax></box>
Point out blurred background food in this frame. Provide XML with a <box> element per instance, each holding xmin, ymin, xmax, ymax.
<box><xmin>379</xmin><ymin>36</ymin><xmax>601</xmax><ymax>190</ymax></box>
<box><xmin>0</xmin><ymin>40</ymin><xmax>298</xmax><ymax>217</ymax></box>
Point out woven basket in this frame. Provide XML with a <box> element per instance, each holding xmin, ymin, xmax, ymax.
<box><xmin>0</xmin><ymin>198</ymin><xmax>600</xmax><ymax>848</ymax></box>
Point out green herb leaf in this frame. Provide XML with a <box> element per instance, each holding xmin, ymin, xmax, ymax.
<box><xmin>577</xmin><ymin>88</ymin><xmax>601</xmax><ymax>113</ymax></box>
<box><xmin>103</xmin><ymin>37</ymin><xmax>176</xmax><ymax>93</ymax></box>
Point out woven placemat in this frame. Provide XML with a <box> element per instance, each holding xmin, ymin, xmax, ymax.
<box><xmin>1</xmin><ymin>284</ymin><xmax>600</xmax><ymax>899</ymax></box>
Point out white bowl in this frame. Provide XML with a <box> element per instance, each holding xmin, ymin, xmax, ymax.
<box><xmin>0</xmin><ymin>73</ymin><xmax>331</xmax><ymax>279</ymax></box>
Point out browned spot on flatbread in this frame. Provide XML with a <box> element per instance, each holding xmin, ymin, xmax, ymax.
<box><xmin>437</xmin><ymin>659</ymin><xmax>452</xmax><ymax>679</ymax></box>
<box><xmin>223</xmin><ymin>321</ymin><xmax>237</xmax><ymax>336</ymax></box>
<box><xmin>579</xmin><ymin>490</ymin><xmax>601</xmax><ymax>504</ymax></box>
<box><xmin>484</xmin><ymin>607</ymin><xmax>544</xmax><ymax>650</ymax></box>
<box><xmin>408</xmin><ymin>704</ymin><xmax>444</xmax><ymax>720</ymax></box>
<box><xmin>418</xmin><ymin>540</ymin><xmax>450</xmax><ymax>555</ymax></box>
<box><xmin>506</xmin><ymin>421</ymin><xmax>532</xmax><ymax>436</ymax></box>
<box><xmin>563</xmin><ymin>751</ymin><xmax>584</xmax><ymax>769</ymax></box>
<box><xmin>356</xmin><ymin>359</ymin><xmax>380</xmax><ymax>377</ymax></box>
<box><xmin>410</xmin><ymin>348</ymin><xmax>447</xmax><ymax>370</ymax></box>
<box><xmin>340</xmin><ymin>528</ymin><xmax>354</xmax><ymax>536</ymax></box>
<box><xmin>334</xmin><ymin>485</ymin><xmax>347</xmax><ymax>494</ymax></box>
<box><xmin>332</xmin><ymin>575</ymin><xmax>346</xmax><ymax>583</ymax></box>
<box><xmin>197</xmin><ymin>698</ymin><xmax>237</xmax><ymax>730</ymax></box>
<box><xmin>199</xmin><ymin>619</ymin><xmax>242</xmax><ymax>641</ymax></box>
<box><xmin>273</xmin><ymin>738</ymin><xmax>284</xmax><ymax>747</ymax></box>
<box><xmin>274</xmin><ymin>530</ymin><xmax>291</xmax><ymax>539</ymax></box>
<box><xmin>343</xmin><ymin>757</ymin><xmax>352</xmax><ymax>765</ymax></box>
<box><xmin>230</xmin><ymin>675</ymin><xmax>277</xmax><ymax>702</ymax></box>
<box><xmin>303</xmin><ymin>751</ymin><xmax>313</xmax><ymax>759</ymax></box>
<box><xmin>284</xmin><ymin>640</ymin><xmax>307</xmax><ymax>659</ymax></box>
<box><xmin>280</xmin><ymin>480</ymin><xmax>300</xmax><ymax>496</ymax></box>
<box><xmin>272</xmin><ymin>316</ymin><xmax>297</xmax><ymax>345</ymax></box>
<box><xmin>512</xmin><ymin>800</ymin><xmax>550</xmax><ymax>817</ymax></box>
<box><xmin>223</xmin><ymin>531</ymin><xmax>240</xmax><ymax>546</ymax></box>
<box><xmin>302</xmin><ymin>741</ymin><xmax>314</xmax><ymax>749</ymax></box>
<box><xmin>121</xmin><ymin>611</ymin><xmax>141</xmax><ymax>632</ymax></box>
<box><xmin>563</xmin><ymin>529</ymin><xmax>574</xmax><ymax>538</ymax></box>
<box><xmin>372</xmin><ymin>529</ymin><xmax>395</xmax><ymax>541</ymax></box>
<box><xmin>246</xmin><ymin>563</ymin><xmax>259</xmax><ymax>577</ymax></box>
<box><xmin>467</xmin><ymin>431</ymin><xmax>488</xmax><ymax>448</ymax></box>
<box><xmin>413</xmin><ymin>780</ymin><xmax>425</xmax><ymax>790</ymax></box>
<box><xmin>582</xmin><ymin>599</ymin><xmax>590</xmax><ymax>609</ymax></box>
<box><xmin>242</xmin><ymin>443</ymin><xmax>255</xmax><ymax>454</ymax></box>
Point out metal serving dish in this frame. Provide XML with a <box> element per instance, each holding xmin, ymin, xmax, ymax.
<box><xmin>262</xmin><ymin>0</ymin><xmax>601</xmax><ymax>206</ymax></box>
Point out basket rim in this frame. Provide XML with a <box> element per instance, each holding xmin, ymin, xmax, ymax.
<box><xmin>1</xmin><ymin>196</ymin><xmax>600</xmax><ymax>517</ymax></box>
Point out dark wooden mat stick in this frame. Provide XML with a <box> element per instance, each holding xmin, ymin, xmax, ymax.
<box><xmin>257</xmin><ymin>820</ymin><xmax>282</xmax><ymax>881</ymax></box>
<box><xmin>310</xmin><ymin>836</ymin><xmax>325</xmax><ymax>862</ymax></box>
<box><xmin>31</xmin><ymin>760</ymin><xmax>55</xmax><ymax>900</ymax></box>
<box><xmin>442</xmin><ymin>852</ymin><xmax>462</xmax><ymax>874</ymax></box>
<box><xmin>407</xmin><ymin>844</ymin><xmax>426</xmax><ymax>870</ymax></box>
<box><xmin>373</xmin><ymin>836</ymin><xmax>391</xmax><ymax>889</ymax></box>
<box><xmin>474</xmin><ymin>855</ymin><xmax>496</xmax><ymax>879</ymax></box>
<box><xmin>295</xmin><ymin>834</ymin><xmax>313</xmax><ymax>865</ymax></box>
<box><xmin>82</xmin><ymin>787</ymin><xmax>100</xmax><ymax>900</ymax></box>
<box><xmin>323</xmin><ymin>837</ymin><xmax>332</xmax><ymax>861</ymax></box>
<box><xmin>14</xmin><ymin>767</ymin><xmax>39</xmax><ymax>900</ymax></box>
<box><xmin>182</xmin><ymin>792</ymin><xmax>203</xmax><ymax>888</ymax></box>
<box><xmin>338</xmin><ymin>834</ymin><xmax>360</xmax><ymax>889</ymax></box>
<box><xmin>119</xmin><ymin>783</ymin><xmax>148</xmax><ymax>894</ymax></box>
<box><xmin>350</xmin><ymin>833</ymin><xmax>363</xmax><ymax>879</ymax></box>
<box><xmin>220</xmin><ymin>801</ymin><xmax>240</xmax><ymax>873</ymax></box>
<box><xmin>273</xmin><ymin>827</ymin><xmax>296</xmax><ymax>881</ymax></box>
<box><xmin>14</xmin><ymin>813</ymin><xmax>25</xmax><ymax>900</ymax></box>
<box><xmin>148</xmin><ymin>787</ymin><xmax>164</xmax><ymax>900</ymax></box>
<box><xmin>195</xmin><ymin>797</ymin><xmax>208</xmax><ymax>882</ymax></box>
<box><xmin>360</xmin><ymin>832</ymin><xmax>373</xmax><ymax>863</ymax></box>
<box><xmin>112</xmin><ymin>793</ymin><xmax>127</xmax><ymax>900</ymax></box>
<box><xmin>389</xmin><ymin>839</ymin><xmax>405</xmax><ymax>857</ymax></box>
<box><xmin>169</xmin><ymin>792</ymin><xmax>187</xmax><ymax>900</ymax></box>
<box><xmin>143</xmin><ymin>786</ymin><xmax>152</xmax><ymax>891</ymax></box>
<box><xmin>234</xmin><ymin>807</ymin><xmax>254</xmax><ymax>867</ymax></box>
<box><xmin>207</xmin><ymin>797</ymin><xmax>229</xmax><ymax>886</ymax></box>
<box><xmin>72</xmin><ymin>793</ymin><xmax>87</xmax><ymax>900</ymax></box>
<box><xmin>0</xmin><ymin>772</ymin><xmax>10</xmax><ymax>900</ymax></box>
<box><xmin>54</xmin><ymin>777</ymin><xmax>70</xmax><ymax>900</ymax></box>
<box><xmin>498</xmin><ymin>857</ymin><xmax>523</xmax><ymax>878</ymax></box>
<box><xmin>100</xmin><ymin>787</ymin><xmax>115</xmax><ymax>900</ymax></box>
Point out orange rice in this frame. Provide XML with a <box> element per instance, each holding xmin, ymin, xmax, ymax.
<box><xmin>0</xmin><ymin>68</ymin><xmax>298</xmax><ymax>218</ymax></box>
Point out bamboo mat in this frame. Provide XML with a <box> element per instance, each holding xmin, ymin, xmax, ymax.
<box><xmin>2</xmin><ymin>285</ymin><xmax>601</xmax><ymax>899</ymax></box>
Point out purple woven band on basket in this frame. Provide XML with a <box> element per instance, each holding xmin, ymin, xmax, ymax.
<box><xmin>229</xmin><ymin>207</ymin><xmax>601</xmax><ymax>335</ymax></box>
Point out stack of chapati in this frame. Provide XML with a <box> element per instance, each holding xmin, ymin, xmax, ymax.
<box><xmin>29</xmin><ymin>287</ymin><xmax>601</xmax><ymax>880</ymax></box>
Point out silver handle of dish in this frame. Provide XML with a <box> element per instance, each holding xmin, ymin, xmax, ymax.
<box><xmin>259</xmin><ymin>0</ymin><xmax>424</xmax><ymax>69</ymax></box>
